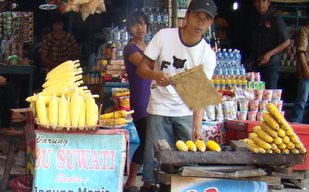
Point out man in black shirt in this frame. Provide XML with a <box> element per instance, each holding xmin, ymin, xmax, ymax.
<box><xmin>250</xmin><ymin>0</ymin><xmax>290</xmax><ymax>89</ymax></box>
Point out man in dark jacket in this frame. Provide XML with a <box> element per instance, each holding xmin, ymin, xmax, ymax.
<box><xmin>250</xmin><ymin>0</ymin><xmax>290</xmax><ymax>89</ymax></box>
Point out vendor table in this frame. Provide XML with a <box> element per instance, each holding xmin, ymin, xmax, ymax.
<box><xmin>0</xmin><ymin>63</ymin><xmax>35</xmax><ymax>95</ymax></box>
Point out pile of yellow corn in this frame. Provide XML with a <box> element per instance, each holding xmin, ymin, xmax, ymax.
<box><xmin>242</xmin><ymin>103</ymin><xmax>306</xmax><ymax>154</ymax></box>
<box><xmin>99</xmin><ymin>110</ymin><xmax>134</xmax><ymax>127</ymax></box>
<box><xmin>26</xmin><ymin>60</ymin><xmax>99</xmax><ymax>130</ymax></box>
<box><xmin>175</xmin><ymin>139</ymin><xmax>221</xmax><ymax>152</ymax></box>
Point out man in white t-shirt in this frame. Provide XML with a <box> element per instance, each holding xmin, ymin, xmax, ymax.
<box><xmin>137</xmin><ymin>0</ymin><xmax>217</xmax><ymax>191</ymax></box>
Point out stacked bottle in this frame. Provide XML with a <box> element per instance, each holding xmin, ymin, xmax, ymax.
<box><xmin>213</xmin><ymin>48</ymin><xmax>247</xmax><ymax>90</ymax></box>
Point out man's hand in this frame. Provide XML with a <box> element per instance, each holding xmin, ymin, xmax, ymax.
<box><xmin>259</xmin><ymin>52</ymin><xmax>272</xmax><ymax>65</ymax></box>
<box><xmin>154</xmin><ymin>71</ymin><xmax>171</xmax><ymax>87</ymax></box>
<box><xmin>192</xmin><ymin>124</ymin><xmax>204</xmax><ymax>141</ymax></box>
<box><xmin>0</xmin><ymin>76</ymin><xmax>7</xmax><ymax>86</ymax></box>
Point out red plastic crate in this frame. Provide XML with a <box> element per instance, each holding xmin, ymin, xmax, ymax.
<box><xmin>226</xmin><ymin>120</ymin><xmax>309</xmax><ymax>170</ymax></box>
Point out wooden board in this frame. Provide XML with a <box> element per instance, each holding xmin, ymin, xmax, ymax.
<box><xmin>170</xmin><ymin>65</ymin><xmax>222</xmax><ymax>110</ymax></box>
<box><xmin>155</xmin><ymin>150</ymin><xmax>306</xmax><ymax>167</ymax></box>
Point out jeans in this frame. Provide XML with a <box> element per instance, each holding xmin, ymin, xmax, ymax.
<box><xmin>142</xmin><ymin>114</ymin><xmax>193</xmax><ymax>184</ymax></box>
<box><xmin>259</xmin><ymin>63</ymin><xmax>280</xmax><ymax>89</ymax></box>
<box><xmin>290</xmin><ymin>79</ymin><xmax>309</xmax><ymax>123</ymax></box>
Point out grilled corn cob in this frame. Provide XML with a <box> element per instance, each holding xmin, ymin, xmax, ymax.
<box><xmin>253</xmin><ymin>126</ymin><xmax>273</xmax><ymax>143</ymax></box>
<box><xmin>100</xmin><ymin>118</ymin><xmax>128</xmax><ymax>126</ymax></box>
<box><xmin>48</xmin><ymin>94</ymin><xmax>58</xmax><ymax>127</ymax></box>
<box><xmin>58</xmin><ymin>94</ymin><xmax>67</xmax><ymax>127</ymax></box>
<box><xmin>36</xmin><ymin>94</ymin><xmax>47</xmax><ymax>125</ymax></box>
<box><xmin>176</xmin><ymin>140</ymin><xmax>188</xmax><ymax>151</ymax></box>
<box><xmin>186</xmin><ymin>140</ymin><xmax>197</xmax><ymax>152</ymax></box>
<box><xmin>206</xmin><ymin>140</ymin><xmax>221</xmax><ymax>152</ymax></box>
<box><xmin>195</xmin><ymin>140</ymin><xmax>206</xmax><ymax>152</ymax></box>
<box><xmin>265</xmin><ymin>103</ymin><xmax>284</xmax><ymax>123</ymax></box>
<box><xmin>261</xmin><ymin>121</ymin><xmax>278</xmax><ymax>137</ymax></box>
<box><xmin>100</xmin><ymin>110</ymin><xmax>134</xmax><ymax>119</ymax></box>
<box><xmin>249</xmin><ymin>133</ymin><xmax>271</xmax><ymax>150</ymax></box>
<box><xmin>262</xmin><ymin>113</ymin><xmax>279</xmax><ymax>130</ymax></box>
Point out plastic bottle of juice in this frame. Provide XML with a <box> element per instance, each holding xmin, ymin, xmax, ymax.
<box><xmin>231</xmin><ymin>75</ymin><xmax>237</xmax><ymax>88</ymax></box>
<box><xmin>236</xmin><ymin>75</ymin><xmax>242</xmax><ymax>88</ymax></box>
<box><xmin>241</xmin><ymin>76</ymin><xmax>247</xmax><ymax>89</ymax></box>
<box><xmin>213</xmin><ymin>75</ymin><xmax>219</xmax><ymax>90</ymax></box>
<box><xmin>226</xmin><ymin>75</ymin><xmax>232</xmax><ymax>90</ymax></box>
<box><xmin>220</xmin><ymin>75</ymin><xmax>226</xmax><ymax>90</ymax></box>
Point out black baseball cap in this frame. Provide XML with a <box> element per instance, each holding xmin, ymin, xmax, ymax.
<box><xmin>188</xmin><ymin>0</ymin><xmax>217</xmax><ymax>19</ymax></box>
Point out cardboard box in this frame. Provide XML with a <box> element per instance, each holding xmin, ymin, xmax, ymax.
<box><xmin>225</xmin><ymin>120</ymin><xmax>309</xmax><ymax>170</ymax></box>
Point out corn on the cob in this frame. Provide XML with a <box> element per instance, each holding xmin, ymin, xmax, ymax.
<box><xmin>78</xmin><ymin>98</ymin><xmax>85</xmax><ymax>128</ymax></box>
<box><xmin>243</xmin><ymin>139</ymin><xmax>266</xmax><ymax>153</ymax></box>
<box><xmin>58</xmin><ymin>94</ymin><xmax>67</xmax><ymax>127</ymax></box>
<box><xmin>100</xmin><ymin>110</ymin><xmax>134</xmax><ymax>119</ymax></box>
<box><xmin>247</xmin><ymin>143</ymin><xmax>259</xmax><ymax>153</ymax></box>
<box><xmin>85</xmin><ymin>97</ymin><xmax>98</xmax><ymax>126</ymax></box>
<box><xmin>266</xmin><ymin>103</ymin><xmax>284</xmax><ymax>123</ymax></box>
<box><xmin>253</xmin><ymin>126</ymin><xmax>273</xmax><ymax>143</ymax></box>
<box><xmin>65</xmin><ymin>97</ymin><xmax>71</xmax><ymax>128</ymax></box>
<box><xmin>262</xmin><ymin>113</ymin><xmax>279</xmax><ymax>130</ymax></box>
<box><xmin>186</xmin><ymin>140</ymin><xmax>197</xmax><ymax>152</ymax></box>
<box><xmin>286</xmin><ymin>142</ymin><xmax>295</xmax><ymax>150</ymax></box>
<box><xmin>100</xmin><ymin>118</ymin><xmax>128</xmax><ymax>126</ymax></box>
<box><xmin>280</xmin><ymin>121</ymin><xmax>292</xmax><ymax>130</ymax></box>
<box><xmin>273</xmin><ymin>136</ymin><xmax>283</xmax><ymax>145</ymax></box>
<box><xmin>195</xmin><ymin>140</ymin><xmax>206</xmax><ymax>152</ymax></box>
<box><xmin>206</xmin><ymin>140</ymin><xmax>221</xmax><ymax>152</ymax></box>
<box><xmin>46</xmin><ymin>60</ymin><xmax>80</xmax><ymax>79</ymax></box>
<box><xmin>278</xmin><ymin>143</ymin><xmax>286</xmax><ymax>150</ymax></box>
<box><xmin>299</xmin><ymin>147</ymin><xmax>306</xmax><ymax>153</ymax></box>
<box><xmin>176</xmin><ymin>140</ymin><xmax>188</xmax><ymax>151</ymax></box>
<box><xmin>267</xmin><ymin>149</ymin><xmax>273</xmax><ymax>154</ymax></box>
<box><xmin>48</xmin><ymin>94</ymin><xmax>58</xmax><ymax>127</ymax></box>
<box><xmin>249</xmin><ymin>133</ymin><xmax>271</xmax><ymax>150</ymax></box>
<box><xmin>261</xmin><ymin>121</ymin><xmax>278</xmax><ymax>137</ymax></box>
<box><xmin>277</xmin><ymin>129</ymin><xmax>286</xmax><ymax>137</ymax></box>
<box><xmin>271</xmin><ymin>143</ymin><xmax>278</xmax><ymax>150</ymax></box>
<box><xmin>285</xmin><ymin>128</ymin><xmax>294</xmax><ymax>136</ymax></box>
<box><xmin>36</xmin><ymin>94</ymin><xmax>47</xmax><ymax>125</ymax></box>
<box><xmin>282</xmin><ymin>148</ymin><xmax>290</xmax><ymax>154</ymax></box>
<box><xmin>291</xmin><ymin>149</ymin><xmax>300</xmax><ymax>154</ymax></box>
<box><xmin>70</xmin><ymin>89</ymin><xmax>81</xmax><ymax>127</ymax></box>
<box><xmin>26</xmin><ymin>94</ymin><xmax>52</xmax><ymax>104</ymax></box>
<box><xmin>295</xmin><ymin>141</ymin><xmax>304</xmax><ymax>149</ymax></box>
<box><xmin>282</xmin><ymin>135</ymin><xmax>290</xmax><ymax>144</ymax></box>
<box><xmin>289</xmin><ymin>134</ymin><xmax>300</xmax><ymax>143</ymax></box>
<box><xmin>273</xmin><ymin>148</ymin><xmax>281</xmax><ymax>153</ymax></box>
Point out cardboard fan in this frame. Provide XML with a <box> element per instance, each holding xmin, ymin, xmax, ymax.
<box><xmin>170</xmin><ymin>65</ymin><xmax>222</xmax><ymax>111</ymax></box>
